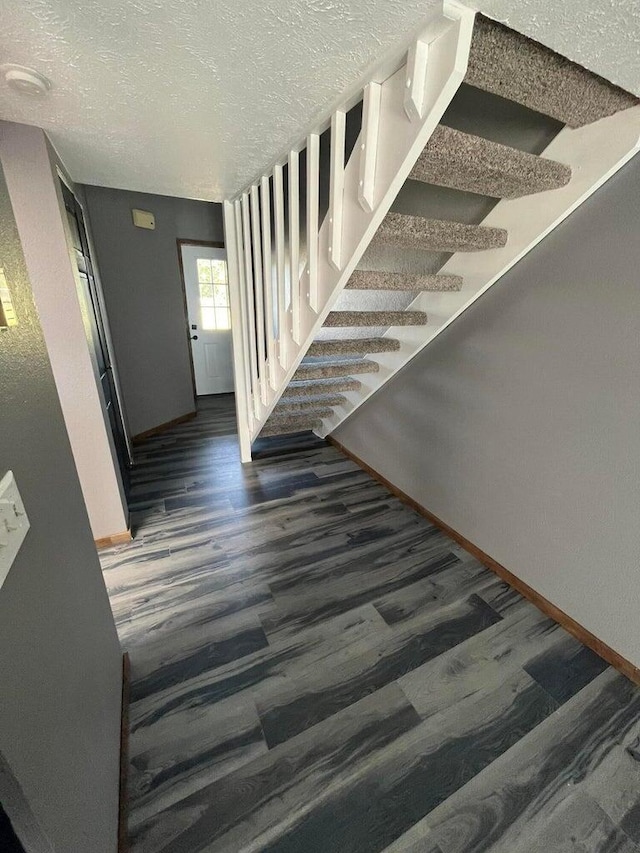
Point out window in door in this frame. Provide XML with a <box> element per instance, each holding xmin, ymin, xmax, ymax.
<box><xmin>197</xmin><ymin>258</ymin><xmax>230</xmax><ymax>330</ymax></box>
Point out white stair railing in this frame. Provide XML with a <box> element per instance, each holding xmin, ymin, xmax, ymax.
<box><xmin>223</xmin><ymin>1</ymin><xmax>475</xmax><ymax>462</ymax></box>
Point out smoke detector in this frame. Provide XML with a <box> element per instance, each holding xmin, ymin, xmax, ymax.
<box><xmin>2</xmin><ymin>65</ymin><xmax>51</xmax><ymax>96</ymax></box>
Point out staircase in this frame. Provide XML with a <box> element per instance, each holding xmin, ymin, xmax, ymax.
<box><xmin>223</xmin><ymin>8</ymin><xmax>640</xmax><ymax>459</ymax></box>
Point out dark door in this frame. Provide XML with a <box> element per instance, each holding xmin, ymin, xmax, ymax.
<box><xmin>60</xmin><ymin>181</ymin><xmax>131</xmax><ymax>494</ymax></box>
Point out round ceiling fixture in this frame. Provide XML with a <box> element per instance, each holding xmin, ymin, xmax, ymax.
<box><xmin>2</xmin><ymin>65</ymin><xmax>51</xmax><ymax>96</ymax></box>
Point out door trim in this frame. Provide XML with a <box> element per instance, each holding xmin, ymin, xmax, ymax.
<box><xmin>176</xmin><ymin>239</ymin><xmax>225</xmax><ymax>403</ymax></box>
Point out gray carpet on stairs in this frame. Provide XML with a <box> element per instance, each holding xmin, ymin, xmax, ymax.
<box><xmin>275</xmin><ymin>395</ymin><xmax>347</xmax><ymax>412</ymax></box>
<box><xmin>324</xmin><ymin>311</ymin><xmax>427</xmax><ymax>327</ymax></box>
<box><xmin>411</xmin><ymin>124</ymin><xmax>571</xmax><ymax>199</ymax></box>
<box><xmin>346</xmin><ymin>270</ymin><xmax>462</xmax><ymax>291</ymax></box>
<box><xmin>260</xmin><ymin>419</ymin><xmax>323</xmax><ymax>437</ymax></box>
<box><xmin>466</xmin><ymin>16</ymin><xmax>638</xmax><ymax>128</ymax></box>
<box><xmin>308</xmin><ymin>338</ymin><xmax>401</xmax><ymax>357</ymax></box>
<box><xmin>268</xmin><ymin>406</ymin><xmax>333</xmax><ymax>422</ymax></box>
<box><xmin>293</xmin><ymin>360</ymin><xmax>380</xmax><ymax>380</ymax></box>
<box><xmin>372</xmin><ymin>212</ymin><xmax>507</xmax><ymax>253</ymax></box>
<box><xmin>286</xmin><ymin>377</ymin><xmax>362</xmax><ymax>394</ymax></box>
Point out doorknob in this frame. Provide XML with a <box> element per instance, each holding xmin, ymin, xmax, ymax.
<box><xmin>190</xmin><ymin>334</ymin><xmax>198</xmax><ymax>340</ymax></box>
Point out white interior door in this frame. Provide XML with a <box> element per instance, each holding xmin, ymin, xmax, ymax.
<box><xmin>181</xmin><ymin>244</ymin><xmax>234</xmax><ymax>396</ymax></box>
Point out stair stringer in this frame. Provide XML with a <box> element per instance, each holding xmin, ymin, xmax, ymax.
<box><xmin>319</xmin><ymin>105</ymin><xmax>640</xmax><ymax>438</ymax></box>
<box><xmin>224</xmin><ymin>3</ymin><xmax>476</xmax><ymax>460</ymax></box>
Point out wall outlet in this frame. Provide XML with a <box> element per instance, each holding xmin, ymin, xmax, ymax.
<box><xmin>0</xmin><ymin>471</ymin><xmax>30</xmax><ymax>589</ymax></box>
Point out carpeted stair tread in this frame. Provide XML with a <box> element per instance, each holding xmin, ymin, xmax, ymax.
<box><xmin>372</xmin><ymin>212</ymin><xmax>507</xmax><ymax>253</ymax></box>
<box><xmin>286</xmin><ymin>377</ymin><xmax>362</xmax><ymax>395</ymax></box>
<box><xmin>260</xmin><ymin>420</ymin><xmax>323</xmax><ymax>437</ymax></box>
<box><xmin>267</xmin><ymin>408</ymin><xmax>333</xmax><ymax>425</ymax></box>
<box><xmin>308</xmin><ymin>338</ymin><xmax>401</xmax><ymax>357</ymax></box>
<box><xmin>466</xmin><ymin>16</ymin><xmax>639</xmax><ymax>128</ymax></box>
<box><xmin>293</xmin><ymin>360</ymin><xmax>380</xmax><ymax>380</ymax></box>
<box><xmin>346</xmin><ymin>270</ymin><xmax>462</xmax><ymax>292</ymax></box>
<box><xmin>411</xmin><ymin>124</ymin><xmax>571</xmax><ymax>199</ymax></box>
<box><xmin>324</xmin><ymin>311</ymin><xmax>428</xmax><ymax>327</ymax></box>
<box><xmin>275</xmin><ymin>394</ymin><xmax>347</xmax><ymax>413</ymax></box>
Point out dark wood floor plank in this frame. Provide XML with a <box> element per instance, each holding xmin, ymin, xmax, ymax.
<box><xmin>129</xmin><ymin>603</ymin><xmax>392</xmax><ymax>731</ymax></box>
<box><xmin>399</xmin><ymin>603</ymin><xmax>564</xmax><ymax>720</ymax></box>
<box><xmin>425</xmin><ymin>670</ymin><xmax>640</xmax><ymax>853</ymax></box>
<box><xmin>257</xmin><ymin>593</ymin><xmax>503</xmax><ymax>747</ymax></box>
<box><xmin>507</xmin><ymin>791</ymin><xmax>639</xmax><ymax>853</ymax></box>
<box><xmin>582</xmin><ymin>720</ymin><xmax>640</xmax><ymax>845</ymax></box>
<box><xmin>129</xmin><ymin>683</ymin><xmax>422</xmax><ymax>851</ymax></box>
<box><xmin>128</xmin><ymin>692</ymin><xmax>267</xmax><ymax>831</ymax></box>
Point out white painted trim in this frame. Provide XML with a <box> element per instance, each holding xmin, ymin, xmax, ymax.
<box><xmin>223</xmin><ymin>200</ymin><xmax>252</xmax><ymax>462</ymax></box>
<box><xmin>306</xmin><ymin>132</ymin><xmax>320</xmax><ymax>311</ymax></box>
<box><xmin>249</xmin><ymin>185</ymin><xmax>267</xmax><ymax>405</ymax></box>
<box><xmin>233</xmin><ymin>200</ymin><xmax>254</xmax><ymax>433</ymax></box>
<box><xmin>289</xmin><ymin>149</ymin><xmax>301</xmax><ymax>344</ymax></box>
<box><xmin>260</xmin><ymin>175</ymin><xmax>278</xmax><ymax>390</ymax></box>
<box><xmin>274</xmin><ymin>163</ymin><xmax>288</xmax><ymax>367</ymax></box>
<box><xmin>240</xmin><ymin>193</ymin><xmax>261</xmax><ymax>420</ymax></box>
<box><xmin>404</xmin><ymin>38</ymin><xmax>429</xmax><ymax>121</ymax></box>
<box><xmin>358</xmin><ymin>82</ymin><xmax>382</xmax><ymax>213</ymax></box>
<box><xmin>320</xmin><ymin>105</ymin><xmax>640</xmax><ymax>437</ymax></box>
<box><xmin>329</xmin><ymin>109</ymin><xmax>346</xmax><ymax>271</ymax></box>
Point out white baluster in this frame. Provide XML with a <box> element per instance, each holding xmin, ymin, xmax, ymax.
<box><xmin>358</xmin><ymin>82</ymin><xmax>382</xmax><ymax>213</ymax></box>
<box><xmin>328</xmin><ymin>109</ymin><xmax>346</xmax><ymax>270</ymax></box>
<box><xmin>273</xmin><ymin>163</ymin><xmax>288</xmax><ymax>368</ymax></box>
<box><xmin>222</xmin><ymin>200</ymin><xmax>252</xmax><ymax>462</ymax></box>
<box><xmin>404</xmin><ymin>38</ymin><xmax>429</xmax><ymax>121</ymax></box>
<box><xmin>306</xmin><ymin>132</ymin><xmax>320</xmax><ymax>311</ymax></box>
<box><xmin>260</xmin><ymin>175</ymin><xmax>278</xmax><ymax>389</ymax></box>
<box><xmin>233</xmin><ymin>200</ymin><xmax>254</xmax><ymax>432</ymax></box>
<box><xmin>240</xmin><ymin>192</ymin><xmax>261</xmax><ymax>419</ymax></box>
<box><xmin>249</xmin><ymin>184</ymin><xmax>268</xmax><ymax>404</ymax></box>
<box><xmin>288</xmin><ymin>149</ymin><xmax>301</xmax><ymax>344</ymax></box>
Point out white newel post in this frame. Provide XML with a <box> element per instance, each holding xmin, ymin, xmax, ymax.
<box><xmin>223</xmin><ymin>200</ymin><xmax>253</xmax><ymax>463</ymax></box>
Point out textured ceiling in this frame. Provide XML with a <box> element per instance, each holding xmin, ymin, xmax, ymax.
<box><xmin>0</xmin><ymin>0</ymin><xmax>440</xmax><ymax>200</ymax></box>
<box><xmin>1</xmin><ymin>0</ymin><xmax>639</xmax><ymax>202</ymax></box>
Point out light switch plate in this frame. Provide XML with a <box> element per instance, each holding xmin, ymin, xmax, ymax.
<box><xmin>0</xmin><ymin>471</ymin><xmax>30</xmax><ymax>590</ymax></box>
<box><xmin>0</xmin><ymin>267</ymin><xmax>18</xmax><ymax>328</ymax></box>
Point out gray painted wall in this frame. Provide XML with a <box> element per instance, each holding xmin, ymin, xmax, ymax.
<box><xmin>0</xmin><ymin>166</ymin><xmax>122</xmax><ymax>849</ymax></box>
<box><xmin>333</xmin><ymin>153</ymin><xmax>640</xmax><ymax>668</ymax></box>
<box><xmin>82</xmin><ymin>185</ymin><xmax>223</xmax><ymax>436</ymax></box>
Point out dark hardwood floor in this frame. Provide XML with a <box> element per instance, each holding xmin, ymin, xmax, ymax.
<box><xmin>99</xmin><ymin>394</ymin><xmax>640</xmax><ymax>852</ymax></box>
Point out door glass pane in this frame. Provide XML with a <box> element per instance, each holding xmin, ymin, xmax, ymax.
<box><xmin>197</xmin><ymin>257</ymin><xmax>229</xmax><ymax>329</ymax></box>
<box><xmin>211</xmin><ymin>259</ymin><xmax>227</xmax><ymax>283</ymax></box>
<box><xmin>213</xmin><ymin>284</ymin><xmax>229</xmax><ymax>306</ymax></box>
<box><xmin>201</xmin><ymin>305</ymin><xmax>216</xmax><ymax>330</ymax></box>
<box><xmin>197</xmin><ymin>259</ymin><xmax>213</xmax><ymax>282</ymax></box>
<box><xmin>215</xmin><ymin>306</ymin><xmax>231</xmax><ymax>330</ymax></box>
<box><xmin>199</xmin><ymin>281</ymin><xmax>214</xmax><ymax>305</ymax></box>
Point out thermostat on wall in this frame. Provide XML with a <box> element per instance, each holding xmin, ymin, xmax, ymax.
<box><xmin>132</xmin><ymin>209</ymin><xmax>155</xmax><ymax>230</ymax></box>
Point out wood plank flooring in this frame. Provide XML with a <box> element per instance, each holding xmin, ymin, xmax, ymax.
<box><xmin>99</xmin><ymin>394</ymin><xmax>640</xmax><ymax>853</ymax></box>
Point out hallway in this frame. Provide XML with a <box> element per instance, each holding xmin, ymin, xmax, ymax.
<box><xmin>100</xmin><ymin>396</ymin><xmax>640</xmax><ymax>852</ymax></box>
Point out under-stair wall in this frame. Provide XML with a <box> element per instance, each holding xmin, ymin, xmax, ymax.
<box><xmin>331</xmin><ymin>152</ymin><xmax>640</xmax><ymax>670</ymax></box>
